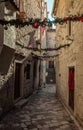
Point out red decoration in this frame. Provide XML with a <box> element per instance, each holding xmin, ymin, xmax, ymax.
<box><xmin>29</xmin><ymin>45</ymin><xmax>33</xmax><ymax>48</ymax></box>
<box><xmin>63</xmin><ymin>17</ymin><xmax>68</xmax><ymax>21</ymax></box>
<box><xmin>68</xmin><ymin>69</ymin><xmax>74</xmax><ymax>90</ymax></box>
<box><xmin>80</xmin><ymin>17</ymin><xmax>83</xmax><ymax>22</ymax></box>
<box><xmin>73</xmin><ymin>15</ymin><xmax>77</xmax><ymax>19</ymax></box>
<box><xmin>33</xmin><ymin>22</ymin><xmax>39</xmax><ymax>28</ymax></box>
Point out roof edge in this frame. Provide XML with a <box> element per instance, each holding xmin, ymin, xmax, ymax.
<box><xmin>51</xmin><ymin>0</ymin><xmax>59</xmax><ymax>17</ymax></box>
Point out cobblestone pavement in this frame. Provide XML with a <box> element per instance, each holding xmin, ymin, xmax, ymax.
<box><xmin>0</xmin><ymin>85</ymin><xmax>82</xmax><ymax>130</ymax></box>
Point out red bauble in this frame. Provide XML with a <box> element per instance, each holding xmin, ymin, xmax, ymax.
<box><xmin>29</xmin><ymin>45</ymin><xmax>33</xmax><ymax>48</ymax></box>
<box><xmin>63</xmin><ymin>17</ymin><xmax>68</xmax><ymax>21</ymax></box>
<box><xmin>33</xmin><ymin>22</ymin><xmax>39</xmax><ymax>28</ymax></box>
<box><xmin>73</xmin><ymin>15</ymin><xmax>77</xmax><ymax>19</ymax></box>
<box><xmin>80</xmin><ymin>17</ymin><xmax>83</xmax><ymax>22</ymax></box>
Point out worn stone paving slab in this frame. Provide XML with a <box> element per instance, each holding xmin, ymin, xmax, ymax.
<box><xmin>0</xmin><ymin>85</ymin><xmax>82</xmax><ymax>130</ymax></box>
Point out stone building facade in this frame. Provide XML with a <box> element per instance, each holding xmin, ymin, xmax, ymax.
<box><xmin>40</xmin><ymin>1</ymin><xmax>47</xmax><ymax>86</ymax></box>
<box><xmin>52</xmin><ymin>0</ymin><xmax>83</xmax><ymax>126</ymax></box>
<box><xmin>15</xmin><ymin>0</ymin><xmax>41</xmax><ymax>99</ymax></box>
<box><xmin>0</xmin><ymin>1</ymin><xmax>18</xmax><ymax>114</ymax></box>
<box><xmin>45</xmin><ymin>28</ymin><xmax>56</xmax><ymax>84</ymax></box>
<box><xmin>0</xmin><ymin>0</ymin><xmax>47</xmax><ymax>115</ymax></box>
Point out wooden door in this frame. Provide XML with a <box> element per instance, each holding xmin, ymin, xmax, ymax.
<box><xmin>14</xmin><ymin>63</ymin><xmax>21</xmax><ymax>100</ymax></box>
<box><xmin>68</xmin><ymin>67</ymin><xmax>74</xmax><ymax>110</ymax></box>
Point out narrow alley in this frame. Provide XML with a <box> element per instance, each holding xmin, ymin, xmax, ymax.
<box><xmin>0</xmin><ymin>85</ymin><xmax>82</xmax><ymax>130</ymax></box>
<box><xmin>0</xmin><ymin>0</ymin><xmax>83</xmax><ymax>129</ymax></box>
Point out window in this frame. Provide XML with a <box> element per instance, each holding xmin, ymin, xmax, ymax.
<box><xmin>24</xmin><ymin>64</ymin><xmax>30</xmax><ymax>79</ymax></box>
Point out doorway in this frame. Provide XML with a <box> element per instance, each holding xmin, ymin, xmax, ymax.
<box><xmin>33</xmin><ymin>60</ymin><xmax>37</xmax><ymax>89</ymax></box>
<box><xmin>68</xmin><ymin>67</ymin><xmax>75</xmax><ymax>111</ymax></box>
<box><xmin>14</xmin><ymin>63</ymin><xmax>21</xmax><ymax>100</ymax></box>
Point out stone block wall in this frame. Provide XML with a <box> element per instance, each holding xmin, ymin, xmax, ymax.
<box><xmin>0</xmin><ymin>0</ymin><xmax>44</xmax><ymax>114</ymax></box>
<box><xmin>0</xmin><ymin>2</ymin><xmax>4</xmax><ymax>54</ymax></box>
<box><xmin>0</xmin><ymin>61</ymin><xmax>15</xmax><ymax>113</ymax></box>
<box><xmin>15</xmin><ymin>0</ymin><xmax>41</xmax><ymax>97</ymax></box>
<box><xmin>54</xmin><ymin>0</ymin><xmax>83</xmax><ymax>126</ymax></box>
<box><xmin>16</xmin><ymin>0</ymin><xmax>40</xmax><ymax>53</ymax></box>
<box><xmin>0</xmin><ymin>2</ymin><xmax>16</xmax><ymax>113</ymax></box>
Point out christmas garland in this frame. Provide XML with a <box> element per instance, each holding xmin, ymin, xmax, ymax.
<box><xmin>16</xmin><ymin>42</ymin><xmax>70</xmax><ymax>51</ymax></box>
<box><xmin>0</xmin><ymin>14</ymin><xmax>83</xmax><ymax>28</ymax></box>
<box><xmin>40</xmin><ymin>54</ymin><xmax>59</xmax><ymax>58</ymax></box>
<box><xmin>1</xmin><ymin>1</ymin><xmax>83</xmax><ymax>27</ymax></box>
<box><xmin>31</xmin><ymin>53</ymin><xmax>59</xmax><ymax>60</ymax></box>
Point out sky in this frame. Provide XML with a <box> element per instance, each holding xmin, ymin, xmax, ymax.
<box><xmin>46</xmin><ymin>0</ymin><xmax>55</xmax><ymax>28</ymax></box>
<box><xmin>46</xmin><ymin>0</ymin><xmax>54</xmax><ymax>20</ymax></box>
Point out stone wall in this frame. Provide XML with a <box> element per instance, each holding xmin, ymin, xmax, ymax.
<box><xmin>0</xmin><ymin>0</ymin><xmax>45</xmax><ymax>114</ymax></box>
<box><xmin>0</xmin><ymin>2</ymin><xmax>4</xmax><ymax>54</ymax></box>
<box><xmin>0</xmin><ymin>2</ymin><xmax>16</xmax><ymax>113</ymax></box>
<box><xmin>45</xmin><ymin>29</ymin><xmax>56</xmax><ymax>84</ymax></box>
<box><xmin>0</xmin><ymin>60</ymin><xmax>15</xmax><ymax>113</ymax></box>
<box><xmin>15</xmin><ymin>0</ymin><xmax>41</xmax><ymax>97</ymax></box>
<box><xmin>53</xmin><ymin>0</ymin><xmax>83</xmax><ymax>126</ymax></box>
<box><xmin>16</xmin><ymin>0</ymin><xmax>40</xmax><ymax>53</ymax></box>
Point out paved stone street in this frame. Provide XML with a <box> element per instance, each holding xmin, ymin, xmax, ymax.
<box><xmin>0</xmin><ymin>85</ymin><xmax>82</xmax><ymax>130</ymax></box>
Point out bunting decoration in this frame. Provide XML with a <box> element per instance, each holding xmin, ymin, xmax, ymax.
<box><xmin>16</xmin><ymin>42</ymin><xmax>70</xmax><ymax>51</ymax></box>
<box><xmin>0</xmin><ymin>14</ymin><xmax>83</xmax><ymax>28</ymax></box>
